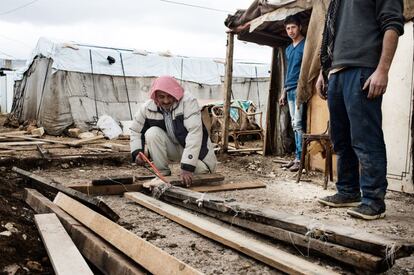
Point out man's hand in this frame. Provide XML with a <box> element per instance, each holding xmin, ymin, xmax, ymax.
<box><xmin>316</xmin><ymin>70</ymin><xmax>327</xmax><ymax>100</ymax></box>
<box><xmin>181</xmin><ymin>170</ymin><xmax>193</xmax><ymax>187</ymax></box>
<box><xmin>278</xmin><ymin>90</ymin><xmax>287</xmax><ymax>106</ymax></box>
<box><xmin>135</xmin><ymin>154</ymin><xmax>146</xmax><ymax>166</ymax></box>
<box><xmin>363</xmin><ymin>69</ymin><xmax>388</xmax><ymax>99</ymax></box>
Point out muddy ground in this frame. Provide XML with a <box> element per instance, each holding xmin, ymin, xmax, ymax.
<box><xmin>1</xmin><ymin>113</ymin><xmax>414</xmax><ymax>274</ymax></box>
<box><xmin>1</xmin><ymin>151</ymin><xmax>414</xmax><ymax>274</ymax></box>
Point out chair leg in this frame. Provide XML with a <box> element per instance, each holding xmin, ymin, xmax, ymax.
<box><xmin>296</xmin><ymin>139</ymin><xmax>308</xmax><ymax>183</ymax></box>
<box><xmin>323</xmin><ymin>143</ymin><xmax>329</xmax><ymax>190</ymax></box>
<box><xmin>328</xmin><ymin>146</ymin><xmax>333</xmax><ymax>182</ymax></box>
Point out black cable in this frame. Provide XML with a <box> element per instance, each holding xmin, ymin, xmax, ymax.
<box><xmin>159</xmin><ymin>0</ymin><xmax>231</xmax><ymax>13</ymax></box>
<box><xmin>119</xmin><ymin>52</ymin><xmax>133</xmax><ymax>120</ymax></box>
<box><xmin>0</xmin><ymin>0</ymin><xmax>41</xmax><ymax>16</ymax></box>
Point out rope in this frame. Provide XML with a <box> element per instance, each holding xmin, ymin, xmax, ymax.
<box><xmin>89</xmin><ymin>49</ymin><xmax>99</xmax><ymax>121</ymax></box>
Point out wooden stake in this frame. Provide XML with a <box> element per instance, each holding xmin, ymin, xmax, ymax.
<box><xmin>222</xmin><ymin>32</ymin><xmax>234</xmax><ymax>152</ymax></box>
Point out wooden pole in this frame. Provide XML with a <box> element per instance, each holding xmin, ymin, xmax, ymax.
<box><xmin>222</xmin><ymin>32</ymin><xmax>234</xmax><ymax>152</ymax></box>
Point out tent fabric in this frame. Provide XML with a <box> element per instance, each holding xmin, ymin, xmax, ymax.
<box><xmin>13</xmin><ymin>56</ymin><xmax>270</xmax><ymax>135</ymax></box>
<box><xmin>20</xmin><ymin>38</ymin><xmax>270</xmax><ymax>86</ymax></box>
<box><xmin>296</xmin><ymin>0</ymin><xmax>330</xmax><ymax>106</ymax></box>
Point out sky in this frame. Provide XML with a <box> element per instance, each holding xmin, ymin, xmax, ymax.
<box><xmin>0</xmin><ymin>0</ymin><xmax>273</xmax><ymax>63</ymax></box>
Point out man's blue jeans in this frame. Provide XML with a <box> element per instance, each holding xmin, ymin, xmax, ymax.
<box><xmin>327</xmin><ymin>67</ymin><xmax>387</xmax><ymax>212</ymax></box>
<box><xmin>286</xmin><ymin>88</ymin><xmax>303</xmax><ymax>160</ymax></box>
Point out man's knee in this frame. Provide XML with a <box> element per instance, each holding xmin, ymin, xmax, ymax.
<box><xmin>145</xmin><ymin>127</ymin><xmax>164</xmax><ymax>141</ymax></box>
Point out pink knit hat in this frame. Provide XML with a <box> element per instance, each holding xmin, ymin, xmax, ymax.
<box><xmin>149</xmin><ymin>76</ymin><xmax>184</xmax><ymax>102</ymax></box>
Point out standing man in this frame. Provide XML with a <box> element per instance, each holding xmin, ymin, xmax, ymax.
<box><xmin>316</xmin><ymin>0</ymin><xmax>404</xmax><ymax>219</ymax></box>
<box><xmin>279</xmin><ymin>15</ymin><xmax>306</xmax><ymax>172</ymax></box>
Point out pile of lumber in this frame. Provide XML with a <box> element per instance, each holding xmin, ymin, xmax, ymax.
<box><xmin>132</xmin><ymin>186</ymin><xmax>414</xmax><ymax>273</ymax></box>
<box><xmin>0</xmin><ymin>128</ymin><xmax>124</xmax><ymax>157</ymax></box>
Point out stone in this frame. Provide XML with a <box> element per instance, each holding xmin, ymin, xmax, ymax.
<box><xmin>78</xmin><ymin>132</ymin><xmax>96</xmax><ymax>139</ymax></box>
<box><xmin>30</xmin><ymin>127</ymin><xmax>45</xmax><ymax>137</ymax></box>
<box><xmin>67</xmin><ymin>128</ymin><xmax>81</xmax><ymax>138</ymax></box>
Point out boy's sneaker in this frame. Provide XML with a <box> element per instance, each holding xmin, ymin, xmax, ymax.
<box><xmin>289</xmin><ymin>161</ymin><xmax>301</xmax><ymax>172</ymax></box>
<box><xmin>281</xmin><ymin>160</ymin><xmax>295</xmax><ymax>169</ymax></box>
<box><xmin>318</xmin><ymin>193</ymin><xmax>361</xmax><ymax>207</ymax></box>
<box><xmin>347</xmin><ymin>204</ymin><xmax>386</xmax><ymax>220</ymax></box>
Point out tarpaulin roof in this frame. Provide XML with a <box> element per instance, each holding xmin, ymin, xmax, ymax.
<box><xmin>20</xmin><ymin>37</ymin><xmax>270</xmax><ymax>86</ymax></box>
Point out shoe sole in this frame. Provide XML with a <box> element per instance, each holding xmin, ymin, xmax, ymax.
<box><xmin>347</xmin><ymin>209</ymin><xmax>386</xmax><ymax>220</ymax></box>
<box><xmin>317</xmin><ymin>199</ymin><xmax>360</xmax><ymax>208</ymax></box>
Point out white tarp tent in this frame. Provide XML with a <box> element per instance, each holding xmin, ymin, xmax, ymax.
<box><xmin>11</xmin><ymin>38</ymin><xmax>270</xmax><ymax>135</ymax></box>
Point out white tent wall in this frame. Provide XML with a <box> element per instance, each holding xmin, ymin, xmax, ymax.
<box><xmin>14</xmin><ymin>56</ymin><xmax>269</xmax><ymax>135</ymax></box>
<box><xmin>0</xmin><ymin>72</ymin><xmax>14</xmax><ymax>113</ymax></box>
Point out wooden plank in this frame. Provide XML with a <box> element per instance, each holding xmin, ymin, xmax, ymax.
<box><xmin>24</xmin><ymin>188</ymin><xmax>146</xmax><ymax>275</ymax></box>
<box><xmin>34</xmin><ymin>213</ymin><xmax>93</xmax><ymax>275</ymax></box>
<box><xmin>140</xmin><ymin>173</ymin><xmax>225</xmax><ymax>187</ymax></box>
<box><xmin>125</xmin><ymin>192</ymin><xmax>337</xmax><ymax>275</ymax></box>
<box><xmin>68</xmin><ymin>183</ymin><xmax>143</xmax><ymax>196</ymax></box>
<box><xmin>0</xmin><ymin>130</ymin><xmax>28</xmax><ymax>136</ymax></box>
<box><xmin>189</xmin><ymin>180</ymin><xmax>266</xmax><ymax>193</ymax></box>
<box><xmin>53</xmin><ymin>192</ymin><xmax>202</xmax><ymax>275</ymax></box>
<box><xmin>0</xmin><ymin>141</ymin><xmax>46</xmax><ymax>146</ymax></box>
<box><xmin>13</xmin><ymin>167</ymin><xmax>119</xmax><ymax>222</ymax></box>
<box><xmin>168</xmin><ymin>173</ymin><xmax>225</xmax><ymax>186</ymax></box>
<box><xmin>92</xmin><ymin>176</ymin><xmax>134</xmax><ymax>186</ymax></box>
<box><xmin>36</xmin><ymin>144</ymin><xmax>50</xmax><ymax>159</ymax></box>
<box><xmin>163</xmin><ymin>196</ymin><xmax>387</xmax><ymax>272</ymax></box>
<box><xmin>4</xmin><ymin>134</ymin><xmax>105</xmax><ymax>147</ymax></box>
<box><xmin>159</xmin><ymin>187</ymin><xmax>413</xmax><ymax>259</ymax></box>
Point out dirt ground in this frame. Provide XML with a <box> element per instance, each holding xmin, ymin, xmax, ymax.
<box><xmin>1</xmin><ymin>115</ymin><xmax>414</xmax><ymax>274</ymax></box>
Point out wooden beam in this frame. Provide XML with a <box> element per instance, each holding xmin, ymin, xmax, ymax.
<box><xmin>68</xmin><ymin>183</ymin><xmax>143</xmax><ymax>196</ymax></box>
<box><xmin>162</xmin><ymin>196</ymin><xmax>387</xmax><ymax>272</ymax></box>
<box><xmin>92</xmin><ymin>176</ymin><xmax>134</xmax><ymax>186</ymax></box>
<box><xmin>13</xmin><ymin>166</ymin><xmax>119</xmax><ymax>222</ymax></box>
<box><xmin>189</xmin><ymin>180</ymin><xmax>266</xmax><ymax>193</ymax></box>
<box><xmin>4</xmin><ymin>134</ymin><xmax>105</xmax><ymax>148</ymax></box>
<box><xmin>125</xmin><ymin>192</ymin><xmax>337</xmax><ymax>275</ymax></box>
<box><xmin>54</xmin><ymin>192</ymin><xmax>202</xmax><ymax>275</ymax></box>
<box><xmin>159</xmin><ymin>187</ymin><xmax>413</xmax><ymax>259</ymax></box>
<box><xmin>222</xmin><ymin>32</ymin><xmax>234</xmax><ymax>152</ymax></box>
<box><xmin>34</xmin><ymin>213</ymin><xmax>93</xmax><ymax>275</ymax></box>
<box><xmin>25</xmin><ymin>188</ymin><xmax>146</xmax><ymax>275</ymax></box>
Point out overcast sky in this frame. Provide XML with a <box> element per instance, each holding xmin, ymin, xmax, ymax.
<box><xmin>0</xmin><ymin>0</ymin><xmax>272</xmax><ymax>63</ymax></box>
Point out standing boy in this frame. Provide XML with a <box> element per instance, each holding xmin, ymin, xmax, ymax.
<box><xmin>279</xmin><ymin>15</ymin><xmax>306</xmax><ymax>172</ymax></box>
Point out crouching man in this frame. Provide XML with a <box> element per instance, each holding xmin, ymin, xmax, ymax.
<box><xmin>130</xmin><ymin>76</ymin><xmax>217</xmax><ymax>187</ymax></box>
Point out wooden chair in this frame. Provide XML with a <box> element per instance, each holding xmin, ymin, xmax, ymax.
<box><xmin>296</xmin><ymin>122</ymin><xmax>333</xmax><ymax>189</ymax></box>
<box><xmin>210</xmin><ymin>105</ymin><xmax>264</xmax><ymax>150</ymax></box>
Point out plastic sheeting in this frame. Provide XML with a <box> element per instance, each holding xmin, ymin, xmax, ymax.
<box><xmin>21</xmin><ymin>38</ymin><xmax>270</xmax><ymax>86</ymax></box>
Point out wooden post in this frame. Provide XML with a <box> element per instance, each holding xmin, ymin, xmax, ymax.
<box><xmin>222</xmin><ymin>32</ymin><xmax>234</xmax><ymax>152</ymax></box>
<box><xmin>264</xmin><ymin>47</ymin><xmax>283</xmax><ymax>155</ymax></box>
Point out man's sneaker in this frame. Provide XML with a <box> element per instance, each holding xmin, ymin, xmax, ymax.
<box><xmin>318</xmin><ymin>193</ymin><xmax>361</xmax><ymax>207</ymax></box>
<box><xmin>347</xmin><ymin>204</ymin><xmax>386</xmax><ymax>220</ymax></box>
<box><xmin>281</xmin><ymin>160</ymin><xmax>295</xmax><ymax>169</ymax></box>
<box><xmin>289</xmin><ymin>161</ymin><xmax>301</xmax><ymax>172</ymax></box>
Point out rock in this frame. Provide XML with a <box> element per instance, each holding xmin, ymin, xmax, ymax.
<box><xmin>2</xmin><ymin>264</ymin><xmax>21</xmax><ymax>274</ymax></box>
<box><xmin>22</xmin><ymin>234</ymin><xmax>27</xmax><ymax>240</ymax></box>
<box><xmin>168</xmin><ymin>243</ymin><xmax>178</xmax><ymax>248</ymax></box>
<box><xmin>0</xmin><ymin>230</ymin><xmax>12</xmax><ymax>236</ymax></box>
<box><xmin>68</xmin><ymin>128</ymin><xmax>81</xmax><ymax>138</ymax></box>
<box><xmin>0</xmin><ymin>167</ymin><xmax>6</xmax><ymax>172</ymax></box>
<box><xmin>78</xmin><ymin>132</ymin><xmax>96</xmax><ymax>139</ymax></box>
<box><xmin>4</xmin><ymin>222</ymin><xmax>19</xmax><ymax>233</ymax></box>
<box><xmin>26</xmin><ymin>261</ymin><xmax>43</xmax><ymax>272</ymax></box>
<box><xmin>61</xmin><ymin>163</ymin><xmax>70</xmax><ymax>169</ymax></box>
<box><xmin>30</xmin><ymin>127</ymin><xmax>45</xmax><ymax>137</ymax></box>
